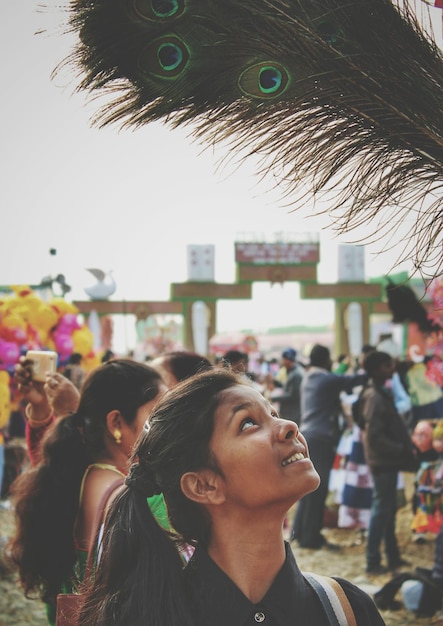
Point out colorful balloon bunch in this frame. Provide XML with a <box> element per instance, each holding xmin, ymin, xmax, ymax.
<box><xmin>0</xmin><ymin>286</ymin><xmax>99</xmax><ymax>372</ymax></box>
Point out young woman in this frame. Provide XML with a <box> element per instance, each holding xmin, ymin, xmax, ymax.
<box><xmin>79</xmin><ymin>368</ymin><xmax>384</xmax><ymax>626</ymax></box>
<box><xmin>8</xmin><ymin>358</ymin><xmax>166</xmax><ymax>625</ymax></box>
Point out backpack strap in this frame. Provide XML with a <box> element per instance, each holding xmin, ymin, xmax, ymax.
<box><xmin>304</xmin><ymin>573</ymin><xmax>357</xmax><ymax>626</ymax></box>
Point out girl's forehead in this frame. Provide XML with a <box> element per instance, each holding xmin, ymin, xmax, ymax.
<box><xmin>218</xmin><ymin>384</ymin><xmax>263</xmax><ymax>404</ymax></box>
<box><xmin>214</xmin><ymin>385</ymin><xmax>268</xmax><ymax>421</ymax></box>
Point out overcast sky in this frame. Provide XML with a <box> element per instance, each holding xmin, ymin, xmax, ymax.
<box><xmin>1</xmin><ymin>3</ymin><xmax>441</xmax><ymax>351</ymax></box>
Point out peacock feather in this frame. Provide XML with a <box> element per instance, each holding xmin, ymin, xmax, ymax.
<box><xmin>385</xmin><ymin>278</ymin><xmax>442</xmax><ymax>333</ymax></box>
<box><xmin>64</xmin><ymin>0</ymin><xmax>443</xmax><ymax>275</ymax></box>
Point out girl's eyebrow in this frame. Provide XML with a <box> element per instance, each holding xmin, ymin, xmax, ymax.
<box><xmin>227</xmin><ymin>402</ymin><xmax>254</xmax><ymax>427</ymax></box>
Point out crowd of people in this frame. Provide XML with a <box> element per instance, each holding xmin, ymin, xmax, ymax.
<box><xmin>1</xmin><ymin>340</ymin><xmax>443</xmax><ymax>623</ymax></box>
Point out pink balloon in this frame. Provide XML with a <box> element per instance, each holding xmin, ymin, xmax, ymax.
<box><xmin>0</xmin><ymin>339</ymin><xmax>21</xmax><ymax>366</ymax></box>
<box><xmin>57</xmin><ymin>313</ymin><xmax>81</xmax><ymax>334</ymax></box>
<box><xmin>53</xmin><ymin>332</ymin><xmax>74</xmax><ymax>359</ymax></box>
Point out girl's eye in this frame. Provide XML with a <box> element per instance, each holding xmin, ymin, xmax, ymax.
<box><xmin>240</xmin><ymin>418</ymin><xmax>256</xmax><ymax>432</ymax></box>
<box><xmin>271</xmin><ymin>411</ymin><xmax>279</xmax><ymax>419</ymax></box>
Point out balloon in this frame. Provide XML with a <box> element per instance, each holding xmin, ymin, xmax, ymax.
<box><xmin>28</xmin><ymin>303</ymin><xmax>59</xmax><ymax>334</ymax></box>
<box><xmin>0</xmin><ymin>339</ymin><xmax>21</xmax><ymax>367</ymax></box>
<box><xmin>53</xmin><ymin>332</ymin><xmax>74</xmax><ymax>359</ymax></box>
<box><xmin>14</xmin><ymin>294</ymin><xmax>42</xmax><ymax>323</ymax></box>
<box><xmin>72</xmin><ymin>327</ymin><xmax>94</xmax><ymax>356</ymax></box>
<box><xmin>0</xmin><ymin>312</ymin><xmax>27</xmax><ymax>344</ymax></box>
<box><xmin>9</xmin><ymin>285</ymin><xmax>33</xmax><ymax>297</ymax></box>
<box><xmin>0</xmin><ymin>287</ymin><xmax>100</xmax><ymax>366</ymax></box>
<box><xmin>57</xmin><ymin>313</ymin><xmax>81</xmax><ymax>335</ymax></box>
<box><xmin>50</xmin><ymin>298</ymin><xmax>79</xmax><ymax>316</ymax></box>
<box><xmin>9</xmin><ymin>326</ymin><xmax>27</xmax><ymax>344</ymax></box>
<box><xmin>26</xmin><ymin>323</ymin><xmax>44</xmax><ymax>350</ymax></box>
<box><xmin>83</xmin><ymin>352</ymin><xmax>101</xmax><ymax>372</ymax></box>
<box><xmin>0</xmin><ymin>370</ymin><xmax>10</xmax><ymax>428</ymax></box>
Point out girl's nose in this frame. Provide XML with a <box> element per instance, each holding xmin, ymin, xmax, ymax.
<box><xmin>278</xmin><ymin>418</ymin><xmax>298</xmax><ymax>441</ymax></box>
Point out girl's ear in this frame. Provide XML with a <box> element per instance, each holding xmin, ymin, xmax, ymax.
<box><xmin>106</xmin><ymin>409</ymin><xmax>123</xmax><ymax>436</ymax></box>
<box><xmin>180</xmin><ymin>469</ymin><xmax>226</xmax><ymax>506</ymax></box>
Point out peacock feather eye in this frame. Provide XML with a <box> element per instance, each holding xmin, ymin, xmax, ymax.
<box><xmin>138</xmin><ymin>35</ymin><xmax>189</xmax><ymax>77</ymax></box>
<box><xmin>238</xmin><ymin>62</ymin><xmax>289</xmax><ymax>99</ymax></box>
<box><xmin>132</xmin><ymin>0</ymin><xmax>185</xmax><ymax>21</ymax></box>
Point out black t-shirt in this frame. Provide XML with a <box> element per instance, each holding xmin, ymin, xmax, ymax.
<box><xmin>184</xmin><ymin>542</ymin><xmax>385</xmax><ymax>626</ymax></box>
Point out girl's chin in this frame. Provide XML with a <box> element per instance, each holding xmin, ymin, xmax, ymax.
<box><xmin>287</xmin><ymin>477</ymin><xmax>320</xmax><ymax>508</ymax></box>
<box><xmin>300</xmin><ymin>470</ymin><xmax>321</xmax><ymax>496</ymax></box>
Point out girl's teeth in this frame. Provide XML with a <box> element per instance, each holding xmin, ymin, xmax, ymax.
<box><xmin>282</xmin><ymin>452</ymin><xmax>304</xmax><ymax>466</ymax></box>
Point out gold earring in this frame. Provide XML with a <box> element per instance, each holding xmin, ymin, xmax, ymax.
<box><xmin>114</xmin><ymin>429</ymin><xmax>122</xmax><ymax>444</ymax></box>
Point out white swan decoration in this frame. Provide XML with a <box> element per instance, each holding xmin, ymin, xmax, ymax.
<box><xmin>84</xmin><ymin>269</ymin><xmax>116</xmax><ymax>300</ymax></box>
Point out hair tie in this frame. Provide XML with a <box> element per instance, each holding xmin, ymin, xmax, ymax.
<box><xmin>125</xmin><ymin>462</ymin><xmax>160</xmax><ymax>498</ymax></box>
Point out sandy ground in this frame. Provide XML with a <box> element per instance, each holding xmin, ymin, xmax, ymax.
<box><xmin>0</xmin><ymin>475</ymin><xmax>441</xmax><ymax>626</ymax></box>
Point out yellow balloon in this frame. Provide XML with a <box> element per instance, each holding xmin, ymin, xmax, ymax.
<box><xmin>7</xmin><ymin>293</ymin><xmax>41</xmax><ymax>323</ymax></box>
<box><xmin>0</xmin><ymin>371</ymin><xmax>10</xmax><ymax>430</ymax></box>
<box><xmin>9</xmin><ymin>285</ymin><xmax>33</xmax><ymax>296</ymax></box>
<box><xmin>72</xmin><ymin>327</ymin><xmax>94</xmax><ymax>356</ymax></box>
<box><xmin>2</xmin><ymin>311</ymin><xmax>26</xmax><ymax>331</ymax></box>
<box><xmin>50</xmin><ymin>298</ymin><xmax>79</xmax><ymax>316</ymax></box>
<box><xmin>83</xmin><ymin>353</ymin><xmax>101</xmax><ymax>372</ymax></box>
<box><xmin>29</xmin><ymin>303</ymin><xmax>59</xmax><ymax>333</ymax></box>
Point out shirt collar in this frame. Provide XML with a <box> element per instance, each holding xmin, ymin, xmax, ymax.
<box><xmin>184</xmin><ymin>541</ymin><xmax>305</xmax><ymax>626</ymax></box>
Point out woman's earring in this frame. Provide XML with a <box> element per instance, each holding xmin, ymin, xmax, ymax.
<box><xmin>114</xmin><ymin>429</ymin><xmax>122</xmax><ymax>444</ymax></box>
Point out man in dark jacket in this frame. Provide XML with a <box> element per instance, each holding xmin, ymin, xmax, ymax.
<box><xmin>291</xmin><ymin>344</ymin><xmax>368</xmax><ymax>549</ymax></box>
<box><xmin>271</xmin><ymin>348</ymin><xmax>304</xmax><ymax>423</ymax></box>
<box><xmin>359</xmin><ymin>351</ymin><xmax>419</xmax><ymax>575</ymax></box>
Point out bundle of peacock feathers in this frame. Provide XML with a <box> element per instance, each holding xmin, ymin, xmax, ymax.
<box><xmin>64</xmin><ymin>0</ymin><xmax>443</xmax><ymax>275</ymax></box>
<box><xmin>385</xmin><ymin>278</ymin><xmax>442</xmax><ymax>333</ymax></box>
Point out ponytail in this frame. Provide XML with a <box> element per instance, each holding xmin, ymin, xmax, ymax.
<box><xmin>79</xmin><ymin>487</ymin><xmax>194</xmax><ymax>626</ymax></box>
<box><xmin>8</xmin><ymin>412</ymin><xmax>90</xmax><ymax>604</ymax></box>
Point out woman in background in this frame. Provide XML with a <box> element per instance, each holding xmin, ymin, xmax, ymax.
<box><xmin>8</xmin><ymin>358</ymin><xmax>165</xmax><ymax>625</ymax></box>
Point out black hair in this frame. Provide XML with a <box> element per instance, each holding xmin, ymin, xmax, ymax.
<box><xmin>361</xmin><ymin>344</ymin><xmax>376</xmax><ymax>355</ymax></box>
<box><xmin>67</xmin><ymin>352</ymin><xmax>83</xmax><ymax>365</ymax></box>
<box><xmin>156</xmin><ymin>350</ymin><xmax>212</xmax><ymax>382</ymax></box>
<box><xmin>8</xmin><ymin>359</ymin><xmax>163</xmax><ymax>606</ymax></box>
<box><xmin>222</xmin><ymin>350</ymin><xmax>248</xmax><ymax>366</ymax></box>
<box><xmin>101</xmin><ymin>349</ymin><xmax>115</xmax><ymax>363</ymax></box>
<box><xmin>309</xmin><ymin>344</ymin><xmax>330</xmax><ymax>367</ymax></box>
<box><xmin>79</xmin><ymin>368</ymin><xmax>246</xmax><ymax>626</ymax></box>
<box><xmin>363</xmin><ymin>351</ymin><xmax>393</xmax><ymax>378</ymax></box>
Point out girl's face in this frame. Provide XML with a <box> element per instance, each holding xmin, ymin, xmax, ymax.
<box><xmin>209</xmin><ymin>384</ymin><xmax>320</xmax><ymax>512</ymax></box>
